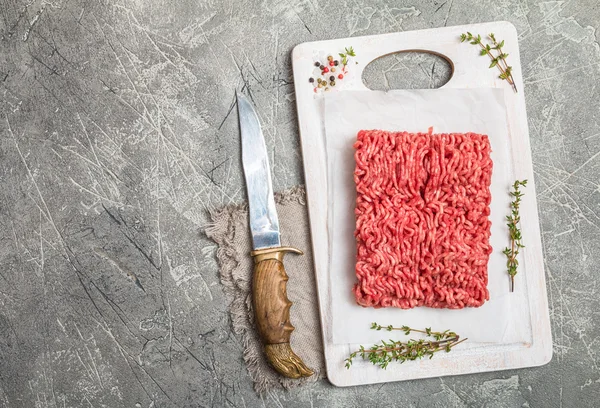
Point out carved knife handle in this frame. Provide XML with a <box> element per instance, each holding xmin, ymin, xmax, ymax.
<box><xmin>251</xmin><ymin>246</ymin><xmax>314</xmax><ymax>379</ymax></box>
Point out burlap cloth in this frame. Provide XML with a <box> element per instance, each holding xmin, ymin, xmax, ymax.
<box><xmin>205</xmin><ymin>185</ymin><xmax>325</xmax><ymax>393</ymax></box>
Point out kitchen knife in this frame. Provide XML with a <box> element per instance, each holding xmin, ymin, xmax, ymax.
<box><xmin>236</xmin><ymin>92</ymin><xmax>313</xmax><ymax>379</ymax></box>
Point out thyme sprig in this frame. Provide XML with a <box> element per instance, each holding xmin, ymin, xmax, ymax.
<box><xmin>339</xmin><ymin>46</ymin><xmax>356</xmax><ymax>66</ymax></box>
<box><xmin>370</xmin><ymin>322</ymin><xmax>458</xmax><ymax>340</ymax></box>
<box><xmin>345</xmin><ymin>323</ymin><xmax>466</xmax><ymax>369</ymax></box>
<box><xmin>503</xmin><ymin>180</ymin><xmax>527</xmax><ymax>292</ymax></box>
<box><xmin>460</xmin><ymin>32</ymin><xmax>517</xmax><ymax>93</ymax></box>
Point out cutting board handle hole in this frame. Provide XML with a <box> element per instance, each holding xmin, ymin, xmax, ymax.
<box><xmin>362</xmin><ymin>50</ymin><xmax>454</xmax><ymax>91</ymax></box>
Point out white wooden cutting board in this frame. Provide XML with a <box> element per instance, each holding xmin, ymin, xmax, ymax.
<box><xmin>291</xmin><ymin>22</ymin><xmax>552</xmax><ymax>387</ymax></box>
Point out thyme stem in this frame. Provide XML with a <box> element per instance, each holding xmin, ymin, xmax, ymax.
<box><xmin>503</xmin><ymin>180</ymin><xmax>527</xmax><ymax>292</ymax></box>
<box><xmin>510</xmin><ymin>232</ymin><xmax>515</xmax><ymax>292</ymax></box>
<box><xmin>489</xmin><ymin>33</ymin><xmax>517</xmax><ymax>92</ymax></box>
<box><xmin>460</xmin><ymin>32</ymin><xmax>517</xmax><ymax>93</ymax></box>
<box><xmin>345</xmin><ymin>324</ymin><xmax>466</xmax><ymax>369</ymax></box>
<box><xmin>477</xmin><ymin>42</ymin><xmax>516</xmax><ymax>90</ymax></box>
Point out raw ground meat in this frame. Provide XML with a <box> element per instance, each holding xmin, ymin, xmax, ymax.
<box><xmin>353</xmin><ymin>129</ymin><xmax>493</xmax><ymax>309</ymax></box>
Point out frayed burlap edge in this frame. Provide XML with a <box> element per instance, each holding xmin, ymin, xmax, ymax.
<box><xmin>205</xmin><ymin>185</ymin><xmax>322</xmax><ymax>394</ymax></box>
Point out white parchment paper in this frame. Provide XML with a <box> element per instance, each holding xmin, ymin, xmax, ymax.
<box><xmin>324</xmin><ymin>89</ymin><xmax>532</xmax><ymax>345</ymax></box>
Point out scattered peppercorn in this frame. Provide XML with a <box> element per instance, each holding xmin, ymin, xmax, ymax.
<box><xmin>308</xmin><ymin>47</ymin><xmax>356</xmax><ymax>92</ymax></box>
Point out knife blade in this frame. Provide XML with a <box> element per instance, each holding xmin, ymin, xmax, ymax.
<box><xmin>237</xmin><ymin>92</ymin><xmax>313</xmax><ymax>379</ymax></box>
<box><xmin>238</xmin><ymin>92</ymin><xmax>280</xmax><ymax>250</ymax></box>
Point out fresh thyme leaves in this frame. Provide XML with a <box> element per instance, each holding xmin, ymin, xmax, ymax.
<box><xmin>338</xmin><ymin>46</ymin><xmax>356</xmax><ymax>66</ymax></box>
<box><xmin>503</xmin><ymin>180</ymin><xmax>527</xmax><ymax>292</ymax></box>
<box><xmin>345</xmin><ymin>323</ymin><xmax>466</xmax><ymax>369</ymax></box>
<box><xmin>460</xmin><ymin>32</ymin><xmax>517</xmax><ymax>93</ymax></box>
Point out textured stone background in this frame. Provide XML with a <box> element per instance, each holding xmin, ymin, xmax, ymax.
<box><xmin>1</xmin><ymin>0</ymin><xmax>599</xmax><ymax>407</ymax></box>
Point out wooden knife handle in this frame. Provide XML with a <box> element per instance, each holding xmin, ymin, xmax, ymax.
<box><xmin>251</xmin><ymin>246</ymin><xmax>314</xmax><ymax>378</ymax></box>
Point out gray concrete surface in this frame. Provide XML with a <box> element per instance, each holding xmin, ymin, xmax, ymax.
<box><xmin>1</xmin><ymin>0</ymin><xmax>599</xmax><ymax>407</ymax></box>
